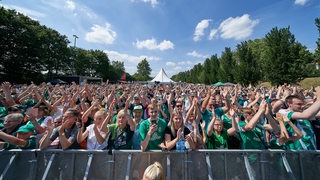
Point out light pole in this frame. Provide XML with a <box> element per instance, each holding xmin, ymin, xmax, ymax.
<box><xmin>72</xmin><ymin>35</ymin><xmax>78</xmax><ymax>75</ymax></box>
<box><xmin>73</xmin><ymin>34</ymin><xmax>78</xmax><ymax>48</ymax></box>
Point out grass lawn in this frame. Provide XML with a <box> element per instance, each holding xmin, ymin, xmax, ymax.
<box><xmin>258</xmin><ymin>77</ymin><xmax>320</xmax><ymax>89</ymax></box>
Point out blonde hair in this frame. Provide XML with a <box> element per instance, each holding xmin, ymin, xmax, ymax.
<box><xmin>240</xmin><ymin>107</ymin><xmax>255</xmax><ymax>115</ymax></box>
<box><xmin>143</xmin><ymin>161</ymin><xmax>165</xmax><ymax>180</ymax></box>
<box><xmin>94</xmin><ymin>108</ymin><xmax>107</xmax><ymax>119</ymax></box>
<box><xmin>116</xmin><ymin>109</ymin><xmax>126</xmax><ymax>124</ymax></box>
<box><xmin>148</xmin><ymin>103</ymin><xmax>158</xmax><ymax>111</ymax></box>
<box><xmin>170</xmin><ymin>108</ymin><xmax>184</xmax><ymax>137</ymax></box>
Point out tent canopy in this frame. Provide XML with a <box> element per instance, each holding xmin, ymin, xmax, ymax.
<box><xmin>212</xmin><ymin>82</ymin><xmax>235</xmax><ymax>87</ymax></box>
<box><xmin>150</xmin><ymin>68</ymin><xmax>175</xmax><ymax>83</ymax></box>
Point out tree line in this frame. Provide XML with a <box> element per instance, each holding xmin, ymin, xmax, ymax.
<box><xmin>0</xmin><ymin>7</ymin><xmax>319</xmax><ymax>85</ymax></box>
<box><xmin>0</xmin><ymin>8</ymin><xmax>139</xmax><ymax>84</ymax></box>
<box><xmin>172</xmin><ymin>20</ymin><xmax>320</xmax><ymax>86</ymax></box>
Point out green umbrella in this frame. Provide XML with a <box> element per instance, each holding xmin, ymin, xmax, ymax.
<box><xmin>213</xmin><ymin>82</ymin><xmax>224</xmax><ymax>86</ymax></box>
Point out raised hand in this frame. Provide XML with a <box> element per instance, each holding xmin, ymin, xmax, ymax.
<box><xmin>46</xmin><ymin>119</ymin><xmax>55</xmax><ymax>131</ymax></box>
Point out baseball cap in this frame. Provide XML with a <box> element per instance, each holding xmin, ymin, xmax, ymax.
<box><xmin>133</xmin><ymin>105</ymin><xmax>143</xmax><ymax>111</ymax></box>
<box><xmin>17</xmin><ymin>124</ymin><xmax>34</xmax><ymax>133</ymax></box>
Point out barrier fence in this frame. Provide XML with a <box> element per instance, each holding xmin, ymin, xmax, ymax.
<box><xmin>0</xmin><ymin>150</ymin><xmax>320</xmax><ymax>180</ymax></box>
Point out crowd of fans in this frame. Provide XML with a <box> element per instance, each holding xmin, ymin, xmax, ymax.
<box><xmin>0</xmin><ymin>81</ymin><xmax>320</xmax><ymax>151</ymax></box>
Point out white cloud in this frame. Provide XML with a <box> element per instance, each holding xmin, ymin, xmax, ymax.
<box><xmin>104</xmin><ymin>50</ymin><xmax>161</xmax><ymax>75</ymax></box>
<box><xmin>1</xmin><ymin>5</ymin><xmax>45</xmax><ymax>19</ymax></box>
<box><xmin>193</xmin><ymin>19</ymin><xmax>211</xmax><ymax>41</ymax></box>
<box><xmin>131</xmin><ymin>0</ymin><xmax>159</xmax><ymax>7</ymax></box>
<box><xmin>85</xmin><ymin>23</ymin><xmax>117</xmax><ymax>45</ymax></box>
<box><xmin>65</xmin><ymin>0</ymin><xmax>76</xmax><ymax>11</ymax></box>
<box><xmin>218</xmin><ymin>14</ymin><xmax>259</xmax><ymax>40</ymax></box>
<box><xmin>208</xmin><ymin>29</ymin><xmax>218</xmax><ymax>40</ymax></box>
<box><xmin>134</xmin><ymin>38</ymin><xmax>174</xmax><ymax>51</ymax></box>
<box><xmin>174</xmin><ymin>66</ymin><xmax>182</xmax><ymax>70</ymax></box>
<box><xmin>41</xmin><ymin>0</ymin><xmax>97</xmax><ymax>19</ymax></box>
<box><xmin>177</xmin><ymin>61</ymin><xmax>194</xmax><ymax>65</ymax></box>
<box><xmin>294</xmin><ymin>0</ymin><xmax>309</xmax><ymax>5</ymax></box>
<box><xmin>187</xmin><ymin>51</ymin><xmax>208</xmax><ymax>59</ymax></box>
<box><xmin>104</xmin><ymin>50</ymin><xmax>160</xmax><ymax>64</ymax></box>
<box><xmin>166</xmin><ymin>62</ymin><xmax>176</xmax><ymax>66</ymax></box>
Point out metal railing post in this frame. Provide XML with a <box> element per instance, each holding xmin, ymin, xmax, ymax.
<box><xmin>41</xmin><ymin>153</ymin><xmax>56</xmax><ymax>180</ymax></box>
<box><xmin>125</xmin><ymin>153</ymin><xmax>132</xmax><ymax>180</ymax></box>
<box><xmin>0</xmin><ymin>153</ymin><xmax>17</xmax><ymax>180</ymax></box>
<box><xmin>83</xmin><ymin>153</ymin><xmax>94</xmax><ymax>180</ymax></box>
<box><xmin>244</xmin><ymin>154</ymin><xmax>255</xmax><ymax>180</ymax></box>
<box><xmin>205</xmin><ymin>153</ymin><xmax>213</xmax><ymax>180</ymax></box>
<box><xmin>281</xmin><ymin>153</ymin><xmax>296</xmax><ymax>180</ymax></box>
<box><xmin>166</xmin><ymin>154</ymin><xmax>171</xmax><ymax>180</ymax></box>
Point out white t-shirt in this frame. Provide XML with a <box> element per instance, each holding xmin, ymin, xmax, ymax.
<box><xmin>86</xmin><ymin>124</ymin><xmax>110</xmax><ymax>150</ymax></box>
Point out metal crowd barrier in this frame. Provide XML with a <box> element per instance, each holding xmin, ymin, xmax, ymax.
<box><xmin>0</xmin><ymin>149</ymin><xmax>320</xmax><ymax>180</ymax></box>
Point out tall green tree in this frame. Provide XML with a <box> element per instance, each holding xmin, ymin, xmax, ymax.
<box><xmin>90</xmin><ymin>50</ymin><xmax>111</xmax><ymax>81</ymax></box>
<box><xmin>134</xmin><ymin>58</ymin><xmax>152</xmax><ymax>81</ymax></box>
<box><xmin>0</xmin><ymin>8</ymin><xmax>70</xmax><ymax>83</ymax></box>
<box><xmin>109</xmin><ymin>61</ymin><xmax>125</xmax><ymax>81</ymax></box>
<box><xmin>202</xmin><ymin>58</ymin><xmax>213</xmax><ymax>84</ymax></box>
<box><xmin>218</xmin><ymin>47</ymin><xmax>235</xmax><ymax>83</ymax></box>
<box><xmin>263</xmin><ymin>27</ymin><xmax>311</xmax><ymax>85</ymax></box>
<box><xmin>233</xmin><ymin>41</ymin><xmax>260</xmax><ymax>85</ymax></box>
<box><xmin>211</xmin><ymin>54</ymin><xmax>220</xmax><ymax>83</ymax></box>
<box><xmin>194</xmin><ymin>63</ymin><xmax>204</xmax><ymax>83</ymax></box>
<box><xmin>314</xmin><ymin>18</ymin><xmax>320</xmax><ymax>75</ymax></box>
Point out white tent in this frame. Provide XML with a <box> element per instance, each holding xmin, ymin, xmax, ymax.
<box><xmin>150</xmin><ymin>68</ymin><xmax>175</xmax><ymax>83</ymax></box>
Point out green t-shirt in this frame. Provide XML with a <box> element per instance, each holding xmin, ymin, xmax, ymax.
<box><xmin>112</xmin><ymin>114</ymin><xmax>118</xmax><ymax>124</ymax></box>
<box><xmin>207</xmin><ymin>130</ymin><xmax>229</xmax><ymax>149</ymax></box>
<box><xmin>158</xmin><ymin>103</ymin><xmax>169</xmax><ymax>120</ymax></box>
<box><xmin>221</xmin><ymin>114</ymin><xmax>232</xmax><ymax>129</ymax></box>
<box><xmin>108</xmin><ymin>124</ymin><xmax>134</xmax><ymax>150</ymax></box>
<box><xmin>285</xmin><ymin>111</ymin><xmax>316</xmax><ymax>150</ymax></box>
<box><xmin>269</xmin><ymin>138</ymin><xmax>284</xmax><ymax>149</ymax></box>
<box><xmin>0</xmin><ymin>106</ymin><xmax>7</xmax><ymax>118</ymax></box>
<box><xmin>238</xmin><ymin>121</ymin><xmax>266</xmax><ymax>149</ymax></box>
<box><xmin>139</xmin><ymin>118</ymin><xmax>167</xmax><ymax>151</ymax></box>
<box><xmin>200</xmin><ymin>108</ymin><xmax>224</xmax><ymax>133</ymax></box>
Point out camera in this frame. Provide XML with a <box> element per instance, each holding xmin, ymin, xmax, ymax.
<box><xmin>151</xmin><ymin>120</ymin><xmax>157</xmax><ymax>125</ymax></box>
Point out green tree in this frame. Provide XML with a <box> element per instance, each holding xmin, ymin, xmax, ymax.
<box><xmin>202</xmin><ymin>58</ymin><xmax>213</xmax><ymax>84</ymax></box>
<box><xmin>233</xmin><ymin>41</ymin><xmax>260</xmax><ymax>85</ymax></box>
<box><xmin>211</xmin><ymin>54</ymin><xmax>220</xmax><ymax>84</ymax></box>
<box><xmin>314</xmin><ymin>18</ymin><xmax>320</xmax><ymax>76</ymax></box>
<box><xmin>315</xmin><ymin>18</ymin><xmax>320</xmax><ymax>62</ymax></box>
<box><xmin>218</xmin><ymin>47</ymin><xmax>235</xmax><ymax>83</ymax></box>
<box><xmin>190</xmin><ymin>63</ymin><xmax>203</xmax><ymax>83</ymax></box>
<box><xmin>109</xmin><ymin>61</ymin><xmax>125</xmax><ymax>81</ymax></box>
<box><xmin>134</xmin><ymin>58</ymin><xmax>152</xmax><ymax>81</ymax></box>
<box><xmin>90</xmin><ymin>50</ymin><xmax>111</xmax><ymax>81</ymax></box>
<box><xmin>0</xmin><ymin>8</ymin><xmax>70</xmax><ymax>83</ymax></box>
<box><xmin>263</xmin><ymin>27</ymin><xmax>311</xmax><ymax>85</ymax></box>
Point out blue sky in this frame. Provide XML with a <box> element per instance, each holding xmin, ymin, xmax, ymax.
<box><xmin>1</xmin><ymin>0</ymin><xmax>320</xmax><ymax>77</ymax></box>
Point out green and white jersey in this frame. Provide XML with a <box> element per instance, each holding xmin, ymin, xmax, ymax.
<box><xmin>139</xmin><ymin>118</ymin><xmax>167</xmax><ymax>151</ymax></box>
<box><xmin>200</xmin><ymin>108</ymin><xmax>224</xmax><ymax>133</ymax></box>
<box><xmin>221</xmin><ymin>114</ymin><xmax>232</xmax><ymax>130</ymax></box>
<box><xmin>207</xmin><ymin>130</ymin><xmax>229</xmax><ymax>149</ymax></box>
<box><xmin>238</xmin><ymin>121</ymin><xmax>266</xmax><ymax>149</ymax></box>
<box><xmin>285</xmin><ymin>111</ymin><xmax>316</xmax><ymax>150</ymax></box>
